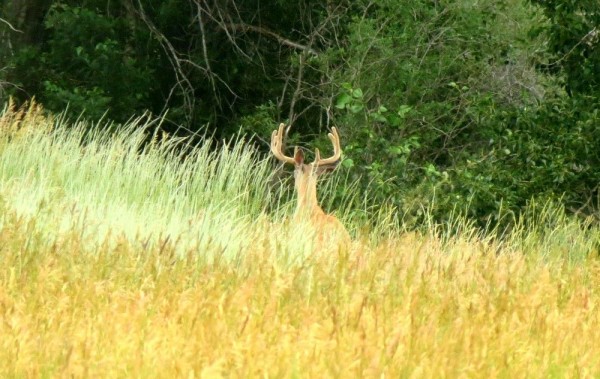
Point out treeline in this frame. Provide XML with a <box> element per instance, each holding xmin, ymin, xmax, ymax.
<box><xmin>1</xmin><ymin>0</ymin><xmax>599</xmax><ymax>227</ymax></box>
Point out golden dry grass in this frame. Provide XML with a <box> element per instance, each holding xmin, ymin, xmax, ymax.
<box><xmin>1</xmin><ymin>210</ymin><xmax>599</xmax><ymax>378</ymax></box>
<box><xmin>1</xmin><ymin>102</ymin><xmax>599</xmax><ymax>378</ymax></box>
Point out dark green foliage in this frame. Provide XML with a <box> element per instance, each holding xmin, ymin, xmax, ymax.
<box><xmin>529</xmin><ymin>0</ymin><xmax>600</xmax><ymax>96</ymax></box>
<box><xmin>330</xmin><ymin>0</ymin><xmax>547</xmax><ymax>225</ymax></box>
<box><xmin>6</xmin><ymin>3</ymin><xmax>155</xmax><ymax>121</ymax></box>
<box><xmin>1</xmin><ymin>0</ymin><xmax>600</xmax><ymax>228</ymax></box>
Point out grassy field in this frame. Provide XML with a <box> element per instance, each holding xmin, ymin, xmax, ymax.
<box><xmin>1</xmin><ymin>102</ymin><xmax>599</xmax><ymax>378</ymax></box>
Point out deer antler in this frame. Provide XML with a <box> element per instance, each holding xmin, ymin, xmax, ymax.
<box><xmin>271</xmin><ymin>123</ymin><xmax>342</xmax><ymax>168</ymax></box>
<box><xmin>270</xmin><ymin>123</ymin><xmax>296</xmax><ymax>165</ymax></box>
<box><xmin>313</xmin><ymin>127</ymin><xmax>342</xmax><ymax>168</ymax></box>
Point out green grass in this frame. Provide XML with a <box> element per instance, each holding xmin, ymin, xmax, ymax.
<box><xmin>0</xmin><ymin>102</ymin><xmax>599</xmax><ymax>378</ymax></box>
<box><xmin>0</xmin><ymin>101</ymin><xmax>291</xmax><ymax>260</ymax></box>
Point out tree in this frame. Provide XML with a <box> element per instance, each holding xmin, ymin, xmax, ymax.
<box><xmin>529</xmin><ymin>0</ymin><xmax>600</xmax><ymax>96</ymax></box>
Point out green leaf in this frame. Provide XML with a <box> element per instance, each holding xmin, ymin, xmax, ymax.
<box><xmin>335</xmin><ymin>93</ymin><xmax>352</xmax><ymax>109</ymax></box>
<box><xmin>352</xmin><ymin>88</ymin><xmax>363</xmax><ymax>99</ymax></box>
<box><xmin>350</xmin><ymin>104</ymin><xmax>364</xmax><ymax>113</ymax></box>
<box><xmin>387</xmin><ymin>146</ymin><xmax>405</xmax><ymax>155</ymax></box>
<box><xmin>342</xmin><ymin>158</ymin><xmax>354</xmax><ymax>168</ymax></box>
<box><xmin>371</xmin><ymin>112</ymin><xmax>387</xmax><ymax>123</ymax></box>
<box><xmin>397</xmin><ymin>105</ymin><xmax>412</xmax><ymax>118</ymax></box>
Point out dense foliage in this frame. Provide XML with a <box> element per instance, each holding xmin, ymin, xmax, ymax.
<box><xmin>1</xmin><ymin>0</ymin><xmax>599</xmax><ymax>227</ymax></box>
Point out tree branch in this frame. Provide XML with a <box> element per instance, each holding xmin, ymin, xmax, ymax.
<box><xmin>225</xmin><ymin>23</ymin><xmax>319</xmax><ymax>56</ymax></box>
<box><xmin>0</xmin><ymin>17</ymin><xmax>23</xmax><ymax>33</ymax></box>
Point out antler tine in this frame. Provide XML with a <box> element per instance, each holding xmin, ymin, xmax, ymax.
<box><xmin>313</xmin><ymin>127</ymin><xmax>342</xmax><ymax>167</ymax></box>
<box><xmin>270</xmin><ymin>123</ymin><xmax>296</xmax><ymax>165</ymax></box>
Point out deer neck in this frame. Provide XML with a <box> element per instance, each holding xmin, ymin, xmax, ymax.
<box><xmin>294</xmin><ymin>171</ymin><xmax>324</xmax><ymax>219</ymax></box>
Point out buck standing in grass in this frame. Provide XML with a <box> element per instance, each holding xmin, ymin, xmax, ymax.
<box><xmin>270</xmin><ymin>123</ymin><xmax>350</xmax><ymax>246</ymax></box>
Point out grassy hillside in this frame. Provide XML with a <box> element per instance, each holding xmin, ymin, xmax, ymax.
<box><xmin>0</xmin><ymin>103</ymin><xmax>599</xmax><ymax>378</ymax></box>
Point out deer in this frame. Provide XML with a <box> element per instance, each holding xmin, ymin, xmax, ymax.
<box><xmin>270</xmin><ymin>123</ymin><xmax>350</xmax><ymax>247</ymax></box>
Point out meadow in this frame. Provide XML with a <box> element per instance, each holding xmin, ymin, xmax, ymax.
<box><xmin>0</xmin><ymin>102</ymin><xmax>599</xmax><ymax>378</ymax></box>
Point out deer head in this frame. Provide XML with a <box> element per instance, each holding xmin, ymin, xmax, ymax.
<box><xmin>270</xmin><ymin>123</ymin><xmax>342</xmax><ymax>221</ymax></box>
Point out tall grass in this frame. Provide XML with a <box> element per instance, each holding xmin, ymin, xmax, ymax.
<box><xmin>0</xmin><ymin>101</ymin><xmax>294</xmax><ymax>261</ymax></box>
<box><xmin>0</xmin><ymin>102</ymin><xmax>599</xmax><ymax>378</ymax></box>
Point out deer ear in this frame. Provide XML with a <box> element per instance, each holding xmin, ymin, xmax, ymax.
<box><xmin>294</xmin><ymin>147</ymin><xmax>304</xmax><ymax>166</ymax></box>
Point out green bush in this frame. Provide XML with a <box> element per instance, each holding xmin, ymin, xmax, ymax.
<box><xmin>8</xmin><ymin>3</ymin><xmax>154</xmax><ymax>121</ymax></box>
<box><xmin>2</xmin><ymin>0</ymin><xmax>599</xmax><ymax>229</ymax></box>
<box><xmin>328</xmin><ymin>0</ymin><xmax>548</xmax><ymax>225</ymax></box>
